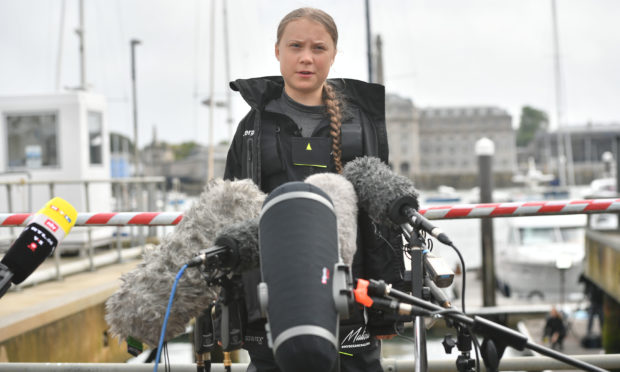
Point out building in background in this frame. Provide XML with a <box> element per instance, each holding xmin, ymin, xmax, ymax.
<box><xmin>385</xmin><ymin>93</ymin><xmax>420</xmax><ymax>178</ymax></box>
<box><xmin>414</xmin><ymin>106</ymin><xmax>516</xmax><ymax>189</ymax></box>
<box><xmin>526</xmin><ymin>123</ymin><xmax>620</xmax><ymax>185</ymax></box>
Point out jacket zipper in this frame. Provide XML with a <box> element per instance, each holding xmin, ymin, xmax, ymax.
<box><xmin>275</xmin><ymin>125</ymin><xmax>286</xmax><ymax>171</ymax></box>
<box><xmin>246</xmin><ymin>137</ymin><xmax>254</xmax><ymax>181</ymax></box>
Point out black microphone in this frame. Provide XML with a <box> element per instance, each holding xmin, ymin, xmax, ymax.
<box><xmin>187</xmin><ymin>217</ymin><xmax>260</xmax><ymax>274</ymax></box>
<box><xmin>343</xmin><ymin>156</ymin><xmax>453</xmax><ymax>246</ymax></box>
<box><xmin>1</xmin><ymin>197</ymin><xmax>77</xmax><ymax>298</ymax></box>
<box><xmin>258</xmin><ymin>181</ymin><xmax>340</xmax><ymax>372</ymax></box>
<box><xmin>105</xmin><ymin>179</ymin><xmax>266</xmax><ymax>347</ymax></box>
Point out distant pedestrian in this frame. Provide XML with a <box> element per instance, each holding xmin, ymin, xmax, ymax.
<box><xmin>543</xmin><ymin>306</ymin><xmax>567</xmax><ymax>351</ymax></box>
<box><xmin>579</xmin><ymin>274</ymin><xmax>604</xmax><ymax>335</ymax></box>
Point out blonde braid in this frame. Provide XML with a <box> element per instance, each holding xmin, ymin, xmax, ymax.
<box><xmin>323</xmin><ymin>83</ymin><xmax>343</xmax><ymax>174</ymax></box>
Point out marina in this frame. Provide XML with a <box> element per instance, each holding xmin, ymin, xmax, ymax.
<box><xmin>2</xmin><ymin>1</ymin><xmax>620</xmax><ymax>370</ymax></box>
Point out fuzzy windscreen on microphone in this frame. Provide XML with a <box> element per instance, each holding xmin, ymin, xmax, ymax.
<box><xmin>304</xmin><ymin>173</ymin><xmax>358</xmax><ymax>266</ymax></box>
<box><xmin>105</xmin><ymin>179</ymin><xmax>265</xmax><ymax>347</ymax></box>
<box><xmin>342</xmin><ymin>156</ymin><xmax>419</xmax><ymax>226</ymax></box>
<box><xmin>213</xmin><ymin>217</ymin><xmax>260</xmax><ymax>273</ymax></box>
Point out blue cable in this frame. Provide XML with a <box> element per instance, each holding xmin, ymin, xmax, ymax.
<box><xmin>153</xmin><ymin>264</ymin><xmax>188</xmax><ymax>372</ymax></box>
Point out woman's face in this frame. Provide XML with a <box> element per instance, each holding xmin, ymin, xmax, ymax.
<box><xmin>275</xmin><ymin>18</ymin><xmax>336</xmax><ymax>105</ymax></box>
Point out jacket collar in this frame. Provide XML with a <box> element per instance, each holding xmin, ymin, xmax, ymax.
<box><xmin>230</xmin><ymin>76</ymin><xmax>384</xmax><ymax>120</ymax></box>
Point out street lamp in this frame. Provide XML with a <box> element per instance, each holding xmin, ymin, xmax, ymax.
<box><xmin>130</xmin><ymin>39</ymin><xmax>141</xmax><ymax>176</ymax></box>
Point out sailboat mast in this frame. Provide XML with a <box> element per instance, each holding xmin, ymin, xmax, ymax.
<box><xmin>77</xmin><ymin>0</ymin><xmax>87</xmax><ymax>90</ymax></box>
<box><xmin>223</xmin><ymin>0</ymin><xmax>233</xmax><ymax>140</ymax></box>
<box><xmin>551</xmin><ymin>0</ymin><xmax>575</xmax><ymax>186</ymax></box>
<box><xmin>55</xmin><ymin>0</ymin><xmax>67</xmax><ymax>91</ymax></box>
<box><xmin>365</xmin><ymin>0</ymin><xmax>373</xmax><ymax>83</ymax></box>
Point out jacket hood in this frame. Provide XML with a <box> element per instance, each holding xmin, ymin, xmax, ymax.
<box><xmin>230</xmin><ymin>76</ymin><xmax>385</xmax><ymax>120</ymax></box>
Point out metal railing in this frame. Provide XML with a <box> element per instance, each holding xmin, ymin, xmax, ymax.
<box><xmin>2</xmin><ymin>354</ymin><xmax>620</xmax><ymax>371</ymax></box>
<box><xmin>0</xmin><ymin>176</ymin><xmax>167</xmax><ymax>283</ymax></box>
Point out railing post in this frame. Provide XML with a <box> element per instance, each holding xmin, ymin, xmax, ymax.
<box><xmin>114</xmin><ymin>181</ymin><xmax>123</xmax><ymax>263</ymax></box>
<box><xmin>147</xmin><ymin>180</ymin><xmax>156</xmax><ymax>238</ymax></box>
<box><xmin>84</xmin><ymin>181</ymin><xmax>94</xmax><ymax>271</ymax></box>
<box><xmin>138</xmin><ymin>180</ymin><xmax>145</xmax><ymax>250</ymax></box>
<box><xmin>6</xmin><ymin>184</ymin><xmax>14</xmax><ymax>239</ymax></box>
<box><xmin>48</xmin><ymin>182</ymin><xmax>63</xmax><ymax>281</ymax></box>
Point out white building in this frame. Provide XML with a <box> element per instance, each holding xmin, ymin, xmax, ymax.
<box><xmin>0</xmin><ymin>91</ymin><xmax>113</xmax><ymax>248</ymax></box>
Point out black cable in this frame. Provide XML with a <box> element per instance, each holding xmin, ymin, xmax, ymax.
<box><xmin>426</xmin><ymin>237</ymin><xmax>434</xmax><ymax>252</ymax></box>
<box><xmin>467</xmin><ymin>326</ymin><xmax>481</xmax><ymax>372</ymax></box>
<box><xmin>449</xmin><ymin>243</ymin><xmax>467</xmax><ymax>314</ymax></box>
<box><xmin>395</xmin><ymin>322</ymin><xmax>417</xmax><ymax>344</ymax></box>
<box><xmin>163</xmin><ymin>342</ymin><xmax>170</xmax><ymax>372</ymax></box>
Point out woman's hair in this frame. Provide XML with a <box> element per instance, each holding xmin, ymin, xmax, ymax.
<box><xmin>323</xmin><ymin>83</ymin><xmax>344</xmax><ymax>173</ymax></box>
<box><xmin>277</xmin><ymin>8</ymin><xmax>345</xmax><ymax>173</ymax></box>
<box><xmin>276</xmin><ymin>7</ymin><xmax>338</xmax><ymax>48</ymax></box>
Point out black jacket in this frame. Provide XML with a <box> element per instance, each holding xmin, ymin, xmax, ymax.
<box><xmin>224</xmin><ymin>76</ymin><xmax>403</xmax><ymax>335</ymax></box>
<box><xmin>224</xmin><ymin>76</ymin><xmax>389</xmax><ymax>188</ymax></box>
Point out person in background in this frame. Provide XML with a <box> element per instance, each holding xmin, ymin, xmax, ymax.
<box><xmin>579</xmin><ymin>273</ymin><xmax>604</xmax><ymax>336</ymax></box>
<box><xmin>543</xmin><ymin>306</ymin><xmax>567</xmax><ymax>351</ymax></box>
<box><xmin>223</xmin><ymin>7</ymin><xmax>403</xmax><ymax>372</ymax></box>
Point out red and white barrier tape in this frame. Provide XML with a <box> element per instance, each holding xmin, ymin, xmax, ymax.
<box><xmin>420</xmin><ymin>198</ymin><xmax>620</xmax><ymax>220</ymax></box>
<box><xmin>0</xmin><ymin>212</ymin><xmax>184</xmax><ymax>227</ymax></box>
<box><xmin>1</xmin><ymin>198</ymin><xmax>620</xmax><ymax>227</ymax></box>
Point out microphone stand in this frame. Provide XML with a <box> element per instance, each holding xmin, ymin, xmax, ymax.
<box><xmin>400</xmin><ymin>223</ymin><xmax>429</xmax><ymax>372</ymax></box>
<box><xmin>361</xmin><ymin>278</ymin><xmax>608</xmax><ymax>372</ymax></box>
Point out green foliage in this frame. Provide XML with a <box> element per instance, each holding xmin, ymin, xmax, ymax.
<box><xmin>171</xmin><ymin>141</ymin><xmax>198</xmax><ymax>160</ymax></box>
<box><xmin>517</xmin><ymin>106</ymin><xmax>548</xmax><ymax>147</ymax></box>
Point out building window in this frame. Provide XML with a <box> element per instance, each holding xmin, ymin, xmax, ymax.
<box><xmin>6</xmin><ymin>112</ymin><xmax>58</xmax><ymax>168</ymax></box>
<box><xmin>400</xmin><ymin>162</ymin><xmax>410</xmax><ymax>174</ymax></box>
<box><xmin>88</xmin><ymin>111</ymin><xmax>103</xmax><ymax>165</ymax></box>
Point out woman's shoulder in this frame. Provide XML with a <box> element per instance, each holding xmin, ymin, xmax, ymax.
<box><xmin>230</xmin><ymin>76</ymin><xmax>284</xmax><ymax>110</ymax></box>
<box><xmin>328</xmin><ymin>78</ymin><xmax>385</xmax><ymax>119</ymax></box>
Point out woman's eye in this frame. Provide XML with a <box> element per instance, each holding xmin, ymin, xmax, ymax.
<box><xmin>314</xmin><ymin>45</ymin><xmax>326</xmax><ymax>51</ymax></box>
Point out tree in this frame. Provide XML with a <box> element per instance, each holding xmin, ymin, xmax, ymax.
<box><xmin>171</xmin><ymin>141</ymin><xmax>198</xmax><ymax>160</ymax></box>
<box><xmin>517</xmin><ymin>106</ymin><xmax>548</xmax><ymax>147</ymax></box>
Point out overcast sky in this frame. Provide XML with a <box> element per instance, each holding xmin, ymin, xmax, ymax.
<box><xmin>1</xmin><ymin>0</ymin><xmax>619</xmax><ymax>147</ymax></box>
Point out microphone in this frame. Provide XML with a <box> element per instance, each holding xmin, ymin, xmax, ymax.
<box><xmin>187</xmin><ymin>217</ymin><xmax>260</xmax><ymax>274</ymax></box>
<box><xmin>258</xmin><ymin>181</ymin><xmax>340</xmax><ymax>372</ymax></box>
<box><xmin>105</xmin><ymin>179</ymin><xmax>266</xmax><ymax>347</ymax></box>
<box><xmin>304</xmin><ymin>173</ymin><xmax>358</xmax><ymax>266</ymax></box>
<box><xmin>1</xmin><ymin>197</ymin><xmax>77</xmax><ymax>298</ymax></box>
<box><xmin>342</xmin><ymin>156</ymin><xmax>453</xmax><ymax>246</ymax></box>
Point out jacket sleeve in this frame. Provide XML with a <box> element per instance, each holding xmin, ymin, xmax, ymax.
<box><xmin>223</xmin><ymin>110</ymin><xmax>254</xmax><ymax>181</ymax></box>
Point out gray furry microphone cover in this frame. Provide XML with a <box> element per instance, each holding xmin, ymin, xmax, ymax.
<box><xmin>105</xmin><ymin>179</ymin><xmax>265</xmax><ymax>347</ymax></box>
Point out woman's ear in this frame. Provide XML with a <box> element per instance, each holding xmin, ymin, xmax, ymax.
<box><xmin>275</xmin><ymin>43</ymin><xmax>280</xmax><ymax>61</ymax></box>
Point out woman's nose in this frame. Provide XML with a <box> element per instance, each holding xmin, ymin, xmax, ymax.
<box><xmin>299</xmin><ymin>48</ymin><xmax>313</xmax><ymax>63</ymax></box>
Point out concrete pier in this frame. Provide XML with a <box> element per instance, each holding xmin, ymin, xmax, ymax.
<box><xmin>0</xmin><ymin>257</ymin><xmax>140</xmax><ymax>362</ymax></box>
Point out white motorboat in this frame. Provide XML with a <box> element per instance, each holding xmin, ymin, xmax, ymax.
<box><xmin>497</xmin><ymin>214</ymin><xmax>586</xmax><ymax>301</ymax></box>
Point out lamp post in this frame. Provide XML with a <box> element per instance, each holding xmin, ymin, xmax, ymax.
<box><xmin>130</xmin><ymin>39</ymin><xmax>141</xmax><ymax>176</ymax></box>
<box><xmin>476</xmin><ymin>137</ymin><xmax>496</xmax><ymax>307</ymax></box>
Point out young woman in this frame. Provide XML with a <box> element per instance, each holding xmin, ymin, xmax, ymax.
<box><xmin>224</xmin><ymin>8</ymin><xmax>403</xmax><ymax>372</ymax></box>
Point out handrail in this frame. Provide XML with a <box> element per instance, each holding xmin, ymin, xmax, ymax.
<box><xmin>0</xmin><ymin>177</ymin><xmax>165</xmax><ymax>186</ymax></box>
<box><xmin>1</xmin><ymin>354</ymin><xmax>620</xmax><ymax>371</ymax></box>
